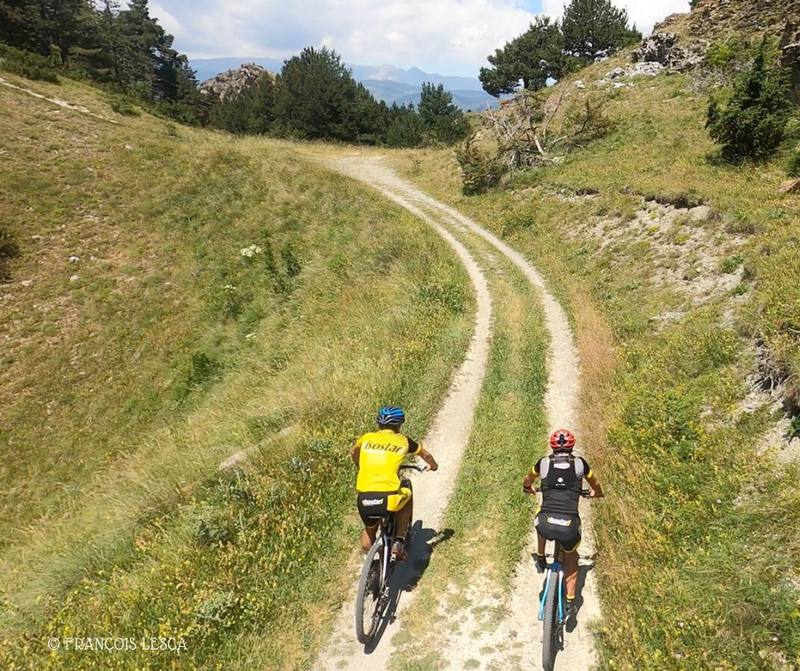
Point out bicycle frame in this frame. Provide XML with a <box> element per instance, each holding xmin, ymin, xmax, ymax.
<box><xmin>538</xmin><ymin>541</ymin><xmax>566</xmax><ymax>623</ymax></box>
<box><xmin>355</xmin><ymin>463</ymin><xmax>426</xmax><ymax>644</ymax></box>
<box><xmin>378</xmin><ymin>517</ymin><xmax>396</xmax><ymax>587</ymax></box>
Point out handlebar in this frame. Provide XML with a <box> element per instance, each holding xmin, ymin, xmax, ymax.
<box><xmin>523</xmin><ymin>487</ymin><xmax>595</xmax><ymax>497</ymax></box>
<box><xmin>400</xmin><ymin>464</ymin><xmax>428</xmax><ymax>473</ymax></box>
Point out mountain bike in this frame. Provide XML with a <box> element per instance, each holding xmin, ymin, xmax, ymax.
<box><xmin>538</xmin><ymin>489</ymin><xmax>591</xmax><ymax>671</ymax></box>
<box><xmin>354</xmin><ymin>464</ymin><xmax>427</xmax><ymax>645</ymax></box>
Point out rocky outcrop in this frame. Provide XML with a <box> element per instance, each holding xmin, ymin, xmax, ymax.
<box><xmin>632</xmin><ymin>32</ymin><xmax>704</xmax><ymax>71</ymax></box>
<box><xmin>199</xmin><ymin>63</ymin><xmax>274</xmax><ymax>100</ymax></box>
<box><xmin>659</xmin><ymin>0</ymin><xmax>800</xmax><ymax>42</ymax></box>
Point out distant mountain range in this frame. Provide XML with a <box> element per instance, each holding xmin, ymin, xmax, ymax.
<box><xmin>190</xmin><ymin>57</ymin><xmax>500</xmax><ymax>111</ymax></box>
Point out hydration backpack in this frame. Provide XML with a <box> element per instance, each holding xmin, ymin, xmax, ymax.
<box><xmin>539</xmin><ymin>452</ymin><xmax>584</xmax><ymax>494</ymax></box>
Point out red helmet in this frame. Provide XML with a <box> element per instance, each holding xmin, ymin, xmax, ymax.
<box><xmin>549</xmin><ymin>429</ymin><xmax>576</xmax><ymax>451</ymax></box>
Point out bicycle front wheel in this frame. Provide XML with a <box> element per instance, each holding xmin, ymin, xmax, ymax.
<box><xmin>355</xmin><ymin>535</ymin><xmax>385</xmax><ymax>644</ymax></box>
<box><xmin>541</xmin><ymin>569</ymin><xmax>560</xmax><ymax>671</ymax></box>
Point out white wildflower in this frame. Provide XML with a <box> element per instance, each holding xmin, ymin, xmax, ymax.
<box><xmin>240</xmin><ymin>244</ymin><xmax>263</xmax><ymax>258</ymax></box>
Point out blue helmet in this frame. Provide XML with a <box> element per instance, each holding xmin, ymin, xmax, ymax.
<box><xmin>377</xmin><ymin>406</ymin><xmax>405</xmax><ymax>427</ymax></box>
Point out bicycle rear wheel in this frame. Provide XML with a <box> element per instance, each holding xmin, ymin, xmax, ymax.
<box><xmin>541</xmin><ymin>568</ymin><xmax>560</xmax><ymax>671</ymax></box>
<box><xmin>355</xmin><ymin>535</ymin><xmax>385</xmax><ymax>644</ymax></box>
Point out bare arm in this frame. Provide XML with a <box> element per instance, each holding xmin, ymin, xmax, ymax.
<box><xmin>587</xmin><ymin>472</ymin><xmax>604</xmax><ymax>498</ymax></box>
<box><xmin>350</xmin><ymin>443</ymin><xmax>361</xmax><ymax>468</ymax></box>
<box><xmin>522</xmin><ymin>469</ymin><xmax>537</xmax><ymax>493</ymax></box>
<box><xmin>418</xmin><ymin>447</ymin><xmax>438</xmax><ymax>471</ymax></box>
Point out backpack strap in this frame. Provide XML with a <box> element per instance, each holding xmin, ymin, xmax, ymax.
<box><xmin>574</xmin><ymin>455</ymin><xmax>584</xmax><ymax>480</ymax></box>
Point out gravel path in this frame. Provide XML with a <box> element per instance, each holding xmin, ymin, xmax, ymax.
<box><xmin>317</xmin><ymin>155</ymin><xmax>598</xmax><ymax>670</ymax></box>
<box><xmin>317</xmin><ymin>156</ymin><xmax>494</xmax><ymax>671</ymax></box>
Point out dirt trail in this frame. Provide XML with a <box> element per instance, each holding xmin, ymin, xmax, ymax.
<box><xmin>317</xmin><ymin>157</ymin><xmax>494</xmax><ymax>670</ymax></box>
<box><xmin>0</xmin><ymin>76</ymin><xmax>118</xmax><ymax>123</ymax></box>
<box><xmin>320</xmin><ymin>155</ymin><xmax>598</xmax><ymax>670</ymax></box>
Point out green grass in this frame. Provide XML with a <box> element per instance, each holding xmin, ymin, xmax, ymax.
<box><xmin>0</xmin><ymin>74</ymin><xmax>474</xmax><ymax>668</ymax></box>
<box><xmin>384</xmin><ymin>52</ymin><xmax>800</xmax><ymax>669</ymax></box>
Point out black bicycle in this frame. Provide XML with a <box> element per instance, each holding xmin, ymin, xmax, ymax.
<box><xmin>538</xmin><ymin>489</ymin><xmax>591</xmax><ymax>671</ymax></box>
<box><xmin>354</xmin><ymin>464</ymin><xmax>426</xmax><ymax>644</ymax></box>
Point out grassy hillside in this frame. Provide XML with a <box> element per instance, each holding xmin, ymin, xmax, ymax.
<box><xmin>387</xmin><ymin>44</ymin><xmax>800</xmax><ymax>669</ymax></box>
<box><xmin>0</xmin><ymin>74</ymin><xmax>474</xmax><ymax>668</ymax></box>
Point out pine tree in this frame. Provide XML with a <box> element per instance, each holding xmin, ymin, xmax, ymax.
<box><xmin>115</xmin><ymin>0</ymin><xmax>187</xmax><ymax>101</ymax></box>
<box><xmin>706</xmin><ymin>39</ymin><xmax>793</xmax><ymax>161</ymax></box>
<box><xmin>418</xmin><ymin>82</ymin><xmax>469</xmax><ymax>144</ymax></box>
<box><xmin>480</xmin><ymin>16</ymin><xmax>566</xmax><ymax>96</ymax></box>
<box><xmin>0</xmin><ymin>0</ymin><xmax>94</xmax><ymax>58</ymax></box>
<box><xmin>209</xmin><ymin>75</ymin><xmax>276</xmax><ymax>135</ymax></box>
<box><xmin>562</xmin><ymin>0</ymin><xmax>640</xmax><ymax>65</ymax></box>
<box><xmin>275</xmin><ymin>47</ymin><xmax>366</xmax><ymax>141</ymax></box>
<box><xmin>383</xmin><ymin>103</ymin><xmax>425</xmax><ymax>147</ymax></box>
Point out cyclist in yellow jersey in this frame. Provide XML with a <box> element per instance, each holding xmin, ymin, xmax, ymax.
<box><xmin>350</xmin><ymin>406</ymin><xmax>438</xmax><ymax>560</ymax></box>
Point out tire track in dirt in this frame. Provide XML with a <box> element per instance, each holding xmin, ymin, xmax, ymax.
<box><xmin>0</xmin><ymin>76</ymin><xmax>119</xmax><ymax>123</ymax></box>
<box><xmin>324</xmin><ymin>155</ymin><xmax>599</xmax><ymax>671</ymax></box>
<box><xmin>316</xmin><ymin>157</ymin><xmax>494</xmax><ymax>670</ymax></box>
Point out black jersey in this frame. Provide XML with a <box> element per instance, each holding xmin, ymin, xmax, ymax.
<box><xmin>531</xmin><ymin>453</ymin><xmax>592</xmax><ymax>516</ymax></box>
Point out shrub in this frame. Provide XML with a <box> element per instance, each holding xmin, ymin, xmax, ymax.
<box><xmin>789</xmin><ymin>415</ymin><xmax>800</xmax><ymax>440</ymax></box>
<box><xmin>281</xmin><ymin>242</ymin><xmax>301</xmax><ymax>278</ymax></box>
<box><xmin>0</xmin><ymin>226</ymin><xmax>20</xmax><ymax>282</ymax></box>
<box><xmin>0</xmin><ymin>45</ymin><xmax>59</xmax><ymax>83</ymax></box>
<box><xmin>787</xmin><ymin>151</ymin><xmax>800</xmax><ymax>177</ymax></box>
<box><xmin>108</xmin><ymin>95</ymin><xmax>140</xmax><ymax>117</ymax></box>
<box><xmin>173</xmin><ymin>351</ymin><xmax>220</xmax><ymax>401</ymax></box>
<box><xmin>706</xmin><ymin>40</ymin><xmax>793</xmax><ymax>162</ymax></box>
<box><xmin>455</xmin><ymin>134</ymin><xmax>505</xmax><ymax>195</ymax></box>
<box><xmin>418</xmin><ymin>283</ymin><xmax>466</xmax><ymax>313</ymax></box>
<box><xmin>706</xmin><ymin>42</ymin><xmax>737</xmax><ymax>69</ymax></box>
<box><xmin>720</xmin><ymin>254</ymin><xmax>745</xmax><ymax>273</ymax></box>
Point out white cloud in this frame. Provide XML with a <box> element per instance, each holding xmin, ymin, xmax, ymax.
<box><xmin>542</xmin><ymin>0</ymin><xmax>691</xmax><ymax>33</ymax></box>
<box><xmin>150</xmin><ymin>0</ymin><xmax>539</xmax><ymax>74</ymax></box>
<box><xmin>149</xmin><ymin>2</ymin><xmax>182</xmax><ymax>37</ymax></box>
<box><xmin>149</xmin><ymin>0</ymin><xmax>692</xmax><ymax>75</ymax></box>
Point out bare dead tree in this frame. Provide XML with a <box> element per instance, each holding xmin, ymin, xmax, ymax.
<box><xmin>485</xmin><ymin>89</ymin><xmax>609</xmax><ymax>169</ymax></box>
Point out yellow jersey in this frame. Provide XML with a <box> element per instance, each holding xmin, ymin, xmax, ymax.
<box><xmin>355</xmin><ymin>429</ymin><xmax>422</xmax><ymax>492</ymax></box>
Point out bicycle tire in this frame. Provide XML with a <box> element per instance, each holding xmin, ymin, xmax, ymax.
<box><xmin>355</xmin><ymin>535</ymin><xmax>385</xmax><ymax>644</ymax></box>
<box><xmin>541</xmin><ymin>569</ymin><xmax>560</xmax><ymax>671</ymax></box>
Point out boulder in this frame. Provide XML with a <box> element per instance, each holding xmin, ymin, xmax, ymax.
<box><xmin>200</xmin><ymin>63</ymin><xmax>274</xmax><ymax>101</ymax></box>
<box><xmin>630</xmin><ymin>62</ymin><xmax>666</xmax><ymax>77</ymax></box>
<box><xmin>633</xmin><ymin>32</ymin><xmax>703</xmax><ymax>71</ymax></box>
<box><xmin>634</xmin><ymin>32</ymin><xmax>679</xmax><ymax>63</ymax></box>
<box><xmin>778</xmin><ymin>178</ymin><xmax>800</xmax><ymax>194</ymax></box>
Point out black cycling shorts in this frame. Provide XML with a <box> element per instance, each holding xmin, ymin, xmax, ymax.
<box><xmin>535</xmin><ymin>512</ymin><xmax>581</xmax><ymax>553</ymax></box>
<box><xmin>357</xmin><ymin>479</ymin><xmax>412</xmax><ymax>527</ymax></box>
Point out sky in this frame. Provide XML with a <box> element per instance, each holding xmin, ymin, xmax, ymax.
<box><xmin>148</xmin><ymin>0</ymin><xmax>691</xmax><ymax>76</ymax></box>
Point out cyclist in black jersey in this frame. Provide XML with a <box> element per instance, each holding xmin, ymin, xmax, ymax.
<box><xmin>522</xmin><ymin>429</ymin><xmax>604</xmax><ymax>616</ymax></box>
